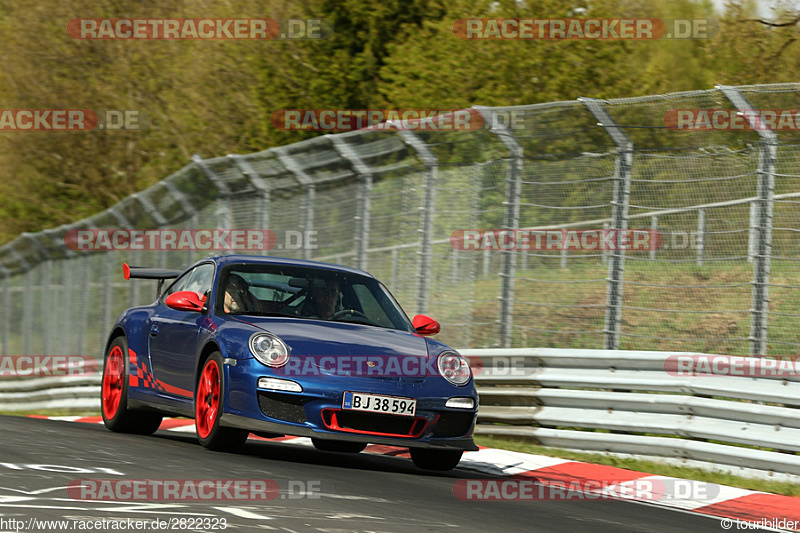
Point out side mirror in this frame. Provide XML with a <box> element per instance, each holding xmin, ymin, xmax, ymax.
<box><xmin>412</xmin><ymin>314</ymin><xmax>440</xmax><ymax>336</ymax></box>
<box><xmin>165</xmin><ymin>291</ymin><xmax>206</xmax><ymax>312</ymax></box>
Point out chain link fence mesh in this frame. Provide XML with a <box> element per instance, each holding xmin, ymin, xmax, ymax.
<box><xmin>1</xmin><ymin>83</ymin><xmax>799</xmax><ymax>362</ymax></box>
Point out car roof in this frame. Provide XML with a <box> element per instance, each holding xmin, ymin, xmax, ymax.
<box><xmin>207</xmin><ymin>254</ymin><xmax>375</xmax><ymax>279</ymax></box>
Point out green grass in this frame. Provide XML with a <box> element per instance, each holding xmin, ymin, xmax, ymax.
<box><xmin>432</xmin><ymin>258</ymin><xmax>800</xmax><ymax>354</ymax></box>
<box><xmin>475</xmin><ymin>435</ymin><xmax>800</xmax><ymax>497</ymax></box>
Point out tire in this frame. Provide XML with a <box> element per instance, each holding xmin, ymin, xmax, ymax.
<box><xmin>195</xmin><ymin>351</ymin><xmax>249</xmax><ymax>451</ymax></box>
<box><xmin>101</xmin><ymin>336</ymin><xmax>163</xmax><ymax>435</ymax></box>
<box><xmin>409</xmin><ymin>448</ymin><xmax>463</xmax><ymax>471</ymax></box>
<box><xmin>311</xmin><ymin>438</ymin><xmax>367</xmax><ymax>454</ymax></box>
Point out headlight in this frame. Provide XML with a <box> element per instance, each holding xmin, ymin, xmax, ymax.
<box><xmin>249</xmin><ymin>332</ymin><xmax>290</xmax><ymax>367</ymax></box>
<box><xmin>438</xmin><ymin>351</ymin><xmax>471</xmax><ymax>386</ymax></box>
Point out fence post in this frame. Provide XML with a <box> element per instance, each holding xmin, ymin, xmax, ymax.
<box><xmin>23</xmin><ymin>268</ymin><xmax>33</xmax><ymax>355</ymax></box>
<box><xmin>718</xmin><ymin>85</ymin><xmax>776</xmax><ymax>356</ymax></box>
<box><xmin>393</xmin><ymin>127</ymin><xmax>437</xmax><ymax>316</ymax></box>
<box><xmin>77</xmin><ymin>253</ymin><xmax>90</xmax><ymax>355</ymax></box>
<box><xmin>474</xmin><ymin>106</ymin><xmax>523</xmax><ymax>348</ymax></box>
<box><xmin>696</xmin><ymin>209</ymin><xmax>705</xmax><ymax>266</ymax></box>
<box><xmin>41</xmin><ymin>259</ymin><xmax>52</xmax><ymax>355</ymax></box>
<box><xmin>8</xmin><ymin>249</ymin><xmax>32</xmax><ymax>354</ymax></box>
<box><xmin>391</xmin><ymin>248</ymin><xmax>399</xmax><ymax>291</ymax></box>
<box><xmin>272</xmin><ymin>149</ymin><xmax>315</xmax><ymax>261</ymax></box>
<box><xmin>231</xmin><ymin>154</ymin><xmax>271</xmax><ymax>255</ymax></box>
<box><xmin>580</xmin><ymin>98</ymin><xmax>633</xmax><ymax>350</ymax></box>
<box><xmin>328</xmin><ymin>136</ymin><xmax>373</xmax><ymax>270</ymax></box>
<box><xmin>61</xmin><ymin>257</ymin><xmax>73</xmax><ymax>354</ymax></box>
<box><xmin>650</xmin><ymin>216</ymin><xmax>658</xmax><ymax>261</ymax></box>
<box><xmin>192</xmin><ymin>154</ymin><xmax>233</xmax><ymax>257</ymax></box>
<box><xmin>164</xmin><ymin>179</ymin><xmax>201</xmax><ymax>262</ymax></box>
<box><xmin>0</xmin><ymin>262</ymin><xmax>8</xmax><ymax>355</ymax></box>
<box><xmin>22</xmin><ymin>234</ymin><xmax>51</xmax><ymax>354</ymax></box>
<box><xmin>748</xmin><ymin>201</ymin><xmax>756</xmax><ymax>263</ymax></box>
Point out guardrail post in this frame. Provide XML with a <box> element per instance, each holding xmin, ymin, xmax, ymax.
<box><xmin>580</xmin><ymin>98</ymin><xmax>633</xmax><ymax>350</ymax></box>
<box><xmin>718</xmin><ymin>85</ymin><xmax>776</xmax><ymax>356</ymax></box>
<box><xmin>328</xmin><ymin>136</ymin><xmax>373</xmax><ymax>270</ymax></box>
<box><xmin>272</xmin><ymin>148</ymin><xmax>315</xmax><ymax>261</ymax></box>
<box><xmin>393</xmin><ymin>127</ymin><xmax>437</xmax><ymax>315</ymax></box>
<box><xmin>474</xmin><ymin>107</ymin><xmax>523</xmax><ymax>348</ymax></box>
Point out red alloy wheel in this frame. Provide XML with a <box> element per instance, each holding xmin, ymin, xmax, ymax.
<box><xmin>196</xmin><ymin>358</ymin><xmax>221</xmax><ymax>439</ymax></box>
<box><xmin>102</xmin><ymin>345</ymin><xmax>124</xmax><ymax>420</ymax></box>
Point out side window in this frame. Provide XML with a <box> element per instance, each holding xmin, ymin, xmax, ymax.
<box><xmin>163</xmin><ymin>263</ymin><xmax>215</xmax><ymax>300</ymax></box>
<box><xmin>184</xmin><ymin>264</ymin><xmax>215</xmax><ymax>297</ymax></box>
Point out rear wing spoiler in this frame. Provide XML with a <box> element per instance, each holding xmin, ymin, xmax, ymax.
<box><xmin>123</xmin><ymin>263</ymin><xmax>182</xmax><ymax>298</ymax></box>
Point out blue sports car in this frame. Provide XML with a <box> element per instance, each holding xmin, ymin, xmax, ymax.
<box><xmin>101</xmin><ymin>255</ymin><xmax>478</xmax><ymax>471</ymax></box>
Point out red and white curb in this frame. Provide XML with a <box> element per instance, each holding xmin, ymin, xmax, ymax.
<box><xmin>33</xmin><ymin>415</ymin><xmax>800</xmax><ymax>530</ymax></box>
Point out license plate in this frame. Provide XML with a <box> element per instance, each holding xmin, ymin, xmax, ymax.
<box><xmin>342</xmin><ymin>391</ymin><xmax>417</xmax><ymax>417</ymax></box>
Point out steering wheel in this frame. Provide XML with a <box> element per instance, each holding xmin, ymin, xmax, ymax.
<box><xmin>331</xmin><ymin>308</ymin><xmax>368</xmax><ymax>320</ymax></box>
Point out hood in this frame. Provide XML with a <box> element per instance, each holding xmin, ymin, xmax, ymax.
<box><xmin>231</xmin><ymin>316</ymin><xmax>429</xmax><ymax>357</ymax></box>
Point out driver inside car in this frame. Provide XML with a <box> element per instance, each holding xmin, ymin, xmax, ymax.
<box><xmin>300</xmin><ymin>278</ymin><xmax>341</xmax><ymax>320</ymax></box>
<box><xmin>223</xmin><ymin>273</ymin><xmax>259</xmax><ymax>314</ymax></box>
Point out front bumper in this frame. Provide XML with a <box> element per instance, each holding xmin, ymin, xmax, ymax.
<box><xmin>220</xmin><ymin>412</ymin><xmax>478</xmax><ymax>450</ymax></box>
<box><xmin>224</xmin><ymin>357</ymin><xmax>479</xmax><ymax>451</ymax></box>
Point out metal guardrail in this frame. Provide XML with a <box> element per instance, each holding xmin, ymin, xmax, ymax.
<box><xmin>467</xmin><ymin>348</ymin><xmax>800</xmax><ymax>476</ymax></box>
<box><xmin>3</xmin><ymin>347</ymin><xmax>799</xmax><ymax>477</ymax></box>
<box><xmin>0</xmin><ymin>374</ymin><xmax>100</xmax><ymax>412</ymax></box>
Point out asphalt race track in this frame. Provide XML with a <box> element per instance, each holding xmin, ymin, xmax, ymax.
<box><xmin>0</xmin><ymin>415</ymin><xmax>726</xmax><ymax>532</ymax></box>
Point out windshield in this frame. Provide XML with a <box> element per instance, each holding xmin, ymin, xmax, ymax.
<box><xmin>216</xmin><ymin>264</ymin><xmax>414</xmax><ymax>332</ymax></box>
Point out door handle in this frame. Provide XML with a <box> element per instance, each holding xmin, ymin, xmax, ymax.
<box><xmin>150</xmin><ymin>323</ymin><xmax>159</xmax><ymax>336</ymax></box>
